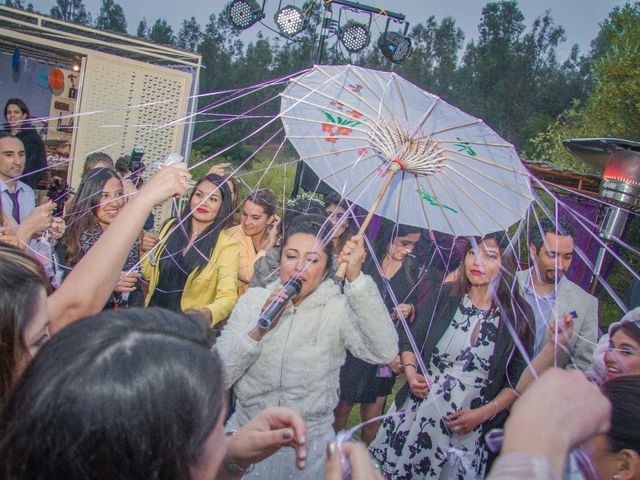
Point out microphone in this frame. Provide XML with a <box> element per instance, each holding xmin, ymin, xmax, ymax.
<box><xmin>258</xmin><ymin>278</ymin><xmax>302</xmax><ymax>329</ymax></box>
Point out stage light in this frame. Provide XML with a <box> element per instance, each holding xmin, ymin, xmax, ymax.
<box><xmin>274</xmin><ymin>5</ymin><xmax>305</xmax><ymax>37</ymax></box>
<box><xmin>378</xmin><ymin>31</ymin><xmax>412</xmax><ymax>64</ymax></box>
<box><xmin>227</xmin><ymin>0</ymin><xmax>265</xmax><ymax>30</ymax></box>
<box><xmin>339</xmin><ymin>20</ymin><xmax>370</xmax><ymax>53</ymax></box>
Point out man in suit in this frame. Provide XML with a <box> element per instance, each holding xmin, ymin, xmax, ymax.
<box><xmin>516</xmin><ymin>219</ymin><xmax>598</xmax><ymax>372</ymax></box>
<box><xmin>0</xmin><ymin>133</ymin><xmax>35</xmax><ymax>223</ymax></box>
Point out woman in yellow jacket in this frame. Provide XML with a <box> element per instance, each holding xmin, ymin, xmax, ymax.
<box><xmin>142</xmin><ymin>174</ymin><xmax>239</xmax><ymax>326</ymax></box>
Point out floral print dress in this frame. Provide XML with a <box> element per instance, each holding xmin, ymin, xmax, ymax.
<box><xmin>369</xmin><ymin>295</ymin><xmax>499</xmax><ymax>479</ymax></box>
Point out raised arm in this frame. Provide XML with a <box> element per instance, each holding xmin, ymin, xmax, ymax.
<box><xmin>339</xmin><ymin>235</ymin><xmax>398</xmax><ymax>364</ymax></box>
<box><xmin>48</xmin><ymin>163</ymin><xmax>190</xmax><ymax>333</ymax></box>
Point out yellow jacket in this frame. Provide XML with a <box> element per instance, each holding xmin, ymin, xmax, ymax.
<box><xmin>142</xmin><ymin>219</ymin><xmax>240</xmax><ymax>326</ymax></box>
<box><xmin>225</xmin><ymin>224</ymin><xmax>267</xmax><ymax>295</ymax></box>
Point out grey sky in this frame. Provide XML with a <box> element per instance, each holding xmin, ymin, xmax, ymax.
<box><xmin>31</xmin><ymin>0</ymin><xmax>626</xmax><ymax>59</ymax></box>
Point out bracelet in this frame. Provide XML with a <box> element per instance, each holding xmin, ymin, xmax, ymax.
<box><xmin>403</xmin><ymin>363</ymin><xmax>418</xmax><ymax>371</ymax></box>
<box><xmin>488</xmin><ymin>399</ymin><xmax>498</xmax><ymax>420</ymax></box>
<box><xmin>227</xmin><ymin>462</ymin><xmax>255</xmax><ymax>475</ymax></box>
<box><xmin>225</xmin><ymin>430</ymin><xmax>255</xmax><ymax>474</ymax></box>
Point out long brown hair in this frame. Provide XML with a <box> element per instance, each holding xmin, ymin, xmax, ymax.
<box><xmin>454</xmin><ymin>231</ymin><xmax>534</xmax><ymax>351</ymax></box>
<box><xmin>60</xmin><ymin>168</ymin><xmax>121</xmax><ymax>267</ymax></box>
<box><xmin>0</xmin><ymin>245</ymin><xmax>50</xmax><ymax>405</ymax></box>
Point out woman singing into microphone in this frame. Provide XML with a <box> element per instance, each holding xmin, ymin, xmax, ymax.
<box><xmin>216</xmin><ymin>215</ymin><xmax>398</xmax><ymax>479</ymax></box>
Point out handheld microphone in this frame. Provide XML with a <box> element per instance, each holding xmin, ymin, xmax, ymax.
<box><xmin>258</xmin><ymin>278</ymin><xmax>302</xmax><ymax>329</ymax></box>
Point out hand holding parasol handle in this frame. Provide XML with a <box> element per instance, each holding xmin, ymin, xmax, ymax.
<box><xmin>335</xmin><ymin>162</ymin><xmax>401</xmax><ymax>280</ymax></box>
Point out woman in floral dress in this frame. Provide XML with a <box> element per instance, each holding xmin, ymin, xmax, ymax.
<box><xmin>369</xmin><ymin>231</ymin><xmax>534</xmax><ymax>479</ymax></box>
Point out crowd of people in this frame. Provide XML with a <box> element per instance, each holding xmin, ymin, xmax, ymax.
<box><xmin>0</xmin><ymin>96</ymin><xmax>639</xmax><ymax>479</ymax></box>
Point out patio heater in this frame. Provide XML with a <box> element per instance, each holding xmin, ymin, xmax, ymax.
<box><xmin>563</xmin><ymin>138</ymin><xmax>640</xmax><ymax>297</ymax></box>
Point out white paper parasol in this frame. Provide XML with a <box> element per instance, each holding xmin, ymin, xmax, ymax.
<box><xmin>280</xmin><ymin>64</ymin><xmax>532</xmax><ymax>236</ymax></box>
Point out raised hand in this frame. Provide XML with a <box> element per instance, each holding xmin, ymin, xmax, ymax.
<box><xmin>338</xmin><ymin>234</ymin><xmax>366</xmax><ymax>283</ymax></box>
<box><xmin>22</xmin><ymin>202</ymin><xmax>56</xmax><ymax>237</ymax></box>
<box><xmin>249</xmin><ymin>288</ymin><xmax>292</xmax><ymax>341</ymax></box>
<box><xmin>208</xmin><ymin>162</ymin><xmax>231</xmax><ymax>177</ymax></box>
<box><xmin>501</xmin><ymin>368</ymin><xmax>611</xmax><ymax>475</ymax></box>
<box><xmin>136</xmin><ymin>163</ymin><xmax>191</xmax><ymax>207</ymax></box>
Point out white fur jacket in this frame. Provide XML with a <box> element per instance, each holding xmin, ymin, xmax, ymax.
<box><xmin>216</xmin><ymin>273</ymin><xmax>399</xmax><ymax>434</ymax></box>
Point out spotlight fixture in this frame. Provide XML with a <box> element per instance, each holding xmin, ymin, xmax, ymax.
<box><xmin>339</xmin><ymin>20</ymin><xmax>370</xmax><ymax>53</ymax></box>
<box><xmin>274</xmin><ymin>5</ymin><xmax>306</xmax><ymax>37</ymax></box>
<box><xmin>227</xmin><ymin>0</ymin><xmax>265</xmax><ymax>30</ymax></box>
<box><xmin>378</xmin><ymin>31</ymin><xmax>412</xmax><ymax>64</ymax></box>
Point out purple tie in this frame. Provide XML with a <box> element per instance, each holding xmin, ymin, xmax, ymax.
<box><xmin>6</xmin><ymin>190</ymin><xmax>20</xmax><ymax>223</ymax></box>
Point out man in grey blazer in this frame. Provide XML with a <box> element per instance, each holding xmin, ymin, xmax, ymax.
<box><xmin>516</xmin><ymin>219</ymin><xmax>598</xmax><ymax>372</ymax></box>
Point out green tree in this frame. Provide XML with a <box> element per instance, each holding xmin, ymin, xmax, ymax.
<box><xmin>457</xmin><ymin>1</ymin><xmax>585</xmax><ymax>150</ymax></box>
<box><xmin>94</xmin><ymin>0</ymin><xmax>127</xmax><ymax>33</ymax></box>
<box><xmin>198</xmin><ymin>12</ymin><xmax>240</xmax><ymax>93</ymax></box>
<box><xmin>50</xmin><ymin>0</ymin><xmax>91</xmax><ymax>25</ymax></box>
<box><xmin>136</xmin><ymin>18</ymin><xmax>148</xmax><ymax>38</ymax></box>
<box><xmin>192</xmin><ymin>13</ymin><xmax>243</xmax><ymax>163</ymax></box>
<box><xmin>4</xmin><ymin>0</ymin><xmax>34</xmax><ymax>10</ymax></box>
<box><xmin>390</xmin><ymin>16</ymin><xmax>465</xmax><ymax>102</ymax></box>
<box><xmin>148</xmin><ymin>18</ymin><xmax>175</xmax><ymax>45</ymax></box>
<box><xmin>235</xmin><ymin>33</ymin><xmax>275</xmax><ymax>86</ymax></box>
<box><xmin>177</xmin><ymin>16</ymin><xmax>202</xmax><ymax>51</ymax></box>
<box><xmin>529</xmin><ymin>2</ymin><xmax>640</xmax><ymax>170</ymax></box>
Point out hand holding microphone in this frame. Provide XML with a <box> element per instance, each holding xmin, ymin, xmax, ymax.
<box><xmin>249</xmin><ymin>278</ymin><xmax>302</xmax><ymax>341</ymax></box>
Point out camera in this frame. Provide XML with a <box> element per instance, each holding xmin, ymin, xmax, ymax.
<box><xmin>46</xmin><ymin>176</ymin><xmax>74</xmax><ymax>217</ymax></box>
<box><xmin>129</xmin><ymin>146</ymin><xmax>146</xmax><ymax>187</ymax></box>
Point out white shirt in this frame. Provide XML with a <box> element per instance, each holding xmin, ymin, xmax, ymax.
<box><xmin>0</xmin><ymin>178</ymin><xmax>36</xmax><ymax>223</ymax></box>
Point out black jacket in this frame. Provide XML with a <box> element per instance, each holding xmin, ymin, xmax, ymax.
<box><xmin>395</xmin><ymin>283</ymin><xmax>533</xmax><ymax>435</ymax></box>
<box><xmin>10</xmin><ymin>127</ymin><xmax>47</xmax><ymax>189</ymax></box>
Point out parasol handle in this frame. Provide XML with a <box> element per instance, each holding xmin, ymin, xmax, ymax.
<box><xmin>335</xmin><ymin>163</ymin><xmax>401</xmax><ymax>281</ymax></box>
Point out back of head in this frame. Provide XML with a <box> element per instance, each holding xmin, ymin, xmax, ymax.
<box><xmin>283</xmin><ymin>194</ymin><xmax>326</xmax><ymax>235</ymax></box>
<box><xmin>114</xmin><ymin>155</ymin><xmax>131</xmax><ymax>175</ymax></box>
<box><xmin>0</xmin><ymin>308</ymin><xmax>224</xmax><ymax>480</ymax></box>
<box><xmin>602</xmin><ymin>375</ymin><xmax>640</xmax><ymax>454</ymax></box>
<box><xmin>82</xmin><ymin>152</ymin><xmax>114</xmax><ymax>177</ymax></box>
<box><xmin>0</xmin><ymin>246</ymin><xmax>49</xmax><ymax>406</ymax></box>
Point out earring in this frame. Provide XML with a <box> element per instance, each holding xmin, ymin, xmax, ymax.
<box><xmin>613</xmin><ymin>475</ymin><xmax>621</xmax><ymax>480</ymax></box>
